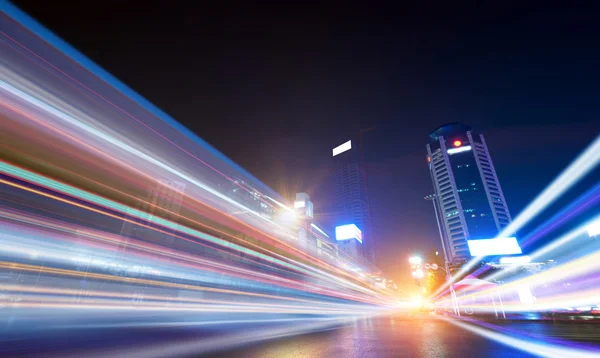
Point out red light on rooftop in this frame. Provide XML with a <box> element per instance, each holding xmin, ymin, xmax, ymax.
<box><xmin>453</xmin><ymin>140</ymin><xmax>462</xmax><ymax>147</ymax></box>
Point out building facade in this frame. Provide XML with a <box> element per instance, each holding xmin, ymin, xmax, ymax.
<box><xmin>294</xmin><ymin>192</ymin><xmax>339</xmax><ymax>261</ymax></box>
<box><xmin>426</xmin><ymin>123</ymin><xmax>512</xmax><ymax>264</ymax></box>
<box><xmin>332</xmin><ymin>140</ymin><xmax>372</xmax><ymax>260</ymax></box>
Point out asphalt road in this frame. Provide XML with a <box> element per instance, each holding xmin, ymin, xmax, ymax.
<box><xmin>201</xmin><ymin>314</ymin><xmax>600</xmax><ymax>358</ymax></box>
<box><xmin>3</xmin><ymin>312</ymin><xmax>600</xmax><ymax>357</ymax></box>
<box><xmin>201</xmin><ymin>315</ymin><xmax>534</xmax><ymax>358</ymax></box>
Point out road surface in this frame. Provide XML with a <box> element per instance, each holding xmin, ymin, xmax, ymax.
<box><xmin>3</xmin><ymin>312</ymin><xmax>600</xmax><ymax>357</ymax></box>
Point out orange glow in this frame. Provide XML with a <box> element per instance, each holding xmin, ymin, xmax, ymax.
<box><xmin>453</xmin><ymin>140</ymin><xmax>462</xmax><ymax>147</ymax></box>
<box><xmin>427</xmin><ymin>156</ymin><xmax>431</xmax><ymax>162</ymax></box>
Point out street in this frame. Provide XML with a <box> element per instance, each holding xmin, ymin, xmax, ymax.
<box><xmin>3</xmin><ymin>2</ymin><xmax>600</xmax><ymax>358</ymax></box>
<box><xmin>4</xmin><ymin>312</ymin><xmax>600</xmax><ymax>357</ymax></box>
<box><xmin>206</xmin><ymin>314</ymin><xmax>600</xmax><ymax>358</ymax></box>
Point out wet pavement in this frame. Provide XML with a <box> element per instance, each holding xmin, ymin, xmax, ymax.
<box><xmin>3</xmin><ymin>312</ymin><xmax>600</xmax><ymax>357</ymax></box>
<box><xmin>202</xmin><ymin>314</ymin><xmax>600</xmax><ymax>358</ymax></box>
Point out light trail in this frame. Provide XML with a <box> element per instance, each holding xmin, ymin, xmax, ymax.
<box><xmin>0</xmin><ymin>9</ymin><xmax>399</xmax><ymax>353</ymax></box>
<box><xmin>434</xmin><ymin>215</ymin><xmax>600</xmax><ymax>319</ymax></box>
<box><xmin>519</xmin><ymin>183</ymin><xmax>600</xmax><ymax>248</ymax></box>
<box><xmin>433</xmin><ymin>134</ymin><xmax>600</xmax><ymax>296</ymax></box>
<box><xmin>445</xmin><ymin>317</ymin><xmax>599</xmax><ymax>358</ymax></box>
<box><xmin>0</xmin><ymin>165</ymin><xmax>384</xmax><ymax>300</ymax></box>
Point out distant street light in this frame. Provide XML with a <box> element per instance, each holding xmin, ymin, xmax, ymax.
<box><xmin>409</xmin><ymin>256</ymin><xmax>422</xmax><ymax>264</ymax></box>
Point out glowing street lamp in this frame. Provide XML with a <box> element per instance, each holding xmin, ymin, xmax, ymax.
<box><xmin>409</xmin><ymin>256</ymin><xmax>422</xmax><ymax>265</ymax></box>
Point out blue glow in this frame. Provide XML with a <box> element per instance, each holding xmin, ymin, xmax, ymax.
<box><xmin>335</xmin><ymin>224</ymin><xmax>362</xmax><ymax>243</ymax></box>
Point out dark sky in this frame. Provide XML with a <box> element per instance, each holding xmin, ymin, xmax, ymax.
<box><xmin>12</xmin><ymin>1</ymin><xmax>600</xmax><ymax>289</ymax></box>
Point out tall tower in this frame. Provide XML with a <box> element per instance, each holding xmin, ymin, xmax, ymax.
<box><xmin>332</xmin><ymin>140</ymin><xmax>371</xmax><ymax>260</ymax></box>
<box><xmin>426</xmin><ymin>123</ymin><xmax>513</xmax><ymax>265</ymax></box>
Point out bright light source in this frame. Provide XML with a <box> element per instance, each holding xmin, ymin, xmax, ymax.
<box><xmin>409</xmin><ymin>256</ymin><xmax>422</xmax><ymax>264</ymax></box>
<box><xmin>293</xmin><ymin>201</ymin><xmax>305</xmax><ymax>208</ymax></box>
<box><xmin>332</xmin><ymin>140</ymin><xmax>352</xmax><ymax>157</ymax></box>
<box><xmin>499</xmin><ymin>255</ymin><xmax>531</xmax><ymax>264</ymax></box>
<box><xmin>279</xmin><ymin>210</ymin><xmax>297</xmax><ymax>225</ymax></box>
<box><xmin>447</xmin><ymin>145</ymin><xmax>472</xmax><ymax>155</ymax></box>
<box><xmin>467</xmin><ymin>237</ymin><xmax>522</xmax><ymax>256</ymax></box>
<box><xmin>414</xmin><ymin>270</ymin><xmax>424</xmax><ymax>279</ymax></box>
<box><xmin>517</xmin><ymin>286</ymin><xmax>535</xmax><ymax>305</ymax></box>
<box><xmin>435</xmin><ymin>251</ymin><xmax>439</xmax><ymax>256</ymax></box>
<box><xmin>586</xmin><ymin>218</ymin><xmax>600</xmax><ymax>237</ymax></box>
<box><xmin>453</xmin><ymin>140</ymin><xmax>462</xmax><ymax>147</ymax></box>
<box><xmin>335</xmin><ymin>224</ymin><xmax>362</xmax><ymax>243</ymax></box>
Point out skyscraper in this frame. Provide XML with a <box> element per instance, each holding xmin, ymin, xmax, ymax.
<box><xmin>332</xmin><ymin>139</ymin><xmax>372</xmax><ymax>260</ymax></box>
<box><xmin>426</xmin><ymin>123</ymin><xmax>512</xmax><ymax>265</ymax></box>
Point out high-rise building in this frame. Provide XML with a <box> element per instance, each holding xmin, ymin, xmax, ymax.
<box><xmin>426</xmin><ymin>123</ymin><xmax>513</xmax><ymax>265</ymax></box>
<box><xmin>332</xmin><ymin>139</ymin><xmax>372</xmax><ymax>260</ymax></box>
<box><xmin>294</xmin><ymin>192</ymin><xmax>338</xmax><ymax>261</ymax></box>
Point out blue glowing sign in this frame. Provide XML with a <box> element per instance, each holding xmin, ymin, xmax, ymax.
<box><xmin>335</xmin><ymin>224</ymin><xmax>362</xmax><ymax>243</ymax></box>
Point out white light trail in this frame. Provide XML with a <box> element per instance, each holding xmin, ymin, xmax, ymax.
<box><xmin>446</xmin><ymin>318</ymin><xmax>599</xmax><ymax>358</ymax></box>
<box><xmin>438</xmin><ymin>134</ymin><xmax>600</xmax><ymax>294</ymax></box>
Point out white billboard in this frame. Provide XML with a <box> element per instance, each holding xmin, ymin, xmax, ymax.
<box><xmin>467</xmin><ymin>237</ymin><xmax>522</xmax><ymax>256</ymax></box>
<box><xmin>332</xmin><ymin>140</ymin><xmax>352</xmax><ymax>157</ymax></box>
<box><xmin>447</xmin><ymin>145</ymin><xmax>472</xmax><ymax>155</ymax></box>
<box><xmin>335</xmin><ymin>224</ymin><xmax>362</xmax><ymax>243</ymax></box>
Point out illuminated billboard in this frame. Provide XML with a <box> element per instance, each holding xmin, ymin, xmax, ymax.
<box><xmin>335</xmin><ymin>224</ymin><xmax>362</xmax><ymax>243</ymax></box>
<box><xmin>332</xmin><ymin>140</ymin><xmax>352</xmax><ymax>157</ymax></box>
<box><xmin>447</xmin><ymin>145</ymin><xmax>472</xmax><ymax>155</ymax></box>
<box><xmin>467</xmin><ymin>237</ymin><xmax>521</xmax><ymax>256</ymax></box>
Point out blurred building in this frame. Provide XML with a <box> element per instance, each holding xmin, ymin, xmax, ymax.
<box><xmin>229</xmin><ymin>176</ymin><xmax>276</xmax><ymax>220</ymax></box>
<box><xmin>332</xmin><ymin>139</ymin><xmax>372</xmax><ymax>260</ymax></box>
<box><xmin>426</xmin><ymin>123</ymin><xmax>512</xmax><ymax>265</ymax></box>
<box><xmin>294</xmin><ymin>192</ymin><xmax>338</xmax><ymax>261</ymax></box>
<box><xmin>118</xmin><ymin>179</ymin><xmax>186</xmax><ymax>251</ymax></box>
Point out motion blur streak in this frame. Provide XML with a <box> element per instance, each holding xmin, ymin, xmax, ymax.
<box><xmin>519</xmin><ymin>183</ymin><xmax>600</xmax><ymax>248</ymax></box>
<box><xmin>435</xmin><ymin>134</ymin><xmax>600</xmax><ymax>295</ymax></box>
<box><xmin>1</xmin><ymin>5</ymin><xmax>397</xmax><ymax>356</ymax></box>
<box><xmin>78</xmin><ymin>316</ymin><xmax>368</xmax><ymax>358</ymax></box>
<box><xmin>445</xmin><ymin>318</ymin><xmax>599</xmax><ymax>358</ymax></box>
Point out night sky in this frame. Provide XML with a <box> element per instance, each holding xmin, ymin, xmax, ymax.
<box><xmin>12</xmin><ymin>1</ymin><xmax>600</xmax><ymax>290</ymax></box>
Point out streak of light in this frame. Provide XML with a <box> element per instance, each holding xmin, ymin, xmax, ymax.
<box><xmin>434</xmin><ymin>134</ymin><xmax>600</xmax><ymax>296</ymax></box>
<box><xmin>445</xmin><ymin>317</ymin><xmax>600</xmax><ymax>358</ymax></box>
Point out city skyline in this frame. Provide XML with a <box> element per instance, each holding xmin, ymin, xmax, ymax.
<box><xmin>4</xmin><ymin>2</ymin><xmax>600</xmax><ymax>357</ymax></box>
<box><xmin>12</xmin><ymin>1</ymin><xmax>600</xmax><ymax>287</ymax></box>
